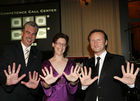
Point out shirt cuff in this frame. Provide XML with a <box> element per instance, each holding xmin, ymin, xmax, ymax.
<box><xmin>81</xmin><ymin>85</ymin><xmax>88</xmax><ymax>90</ymax></box>
<box><xmin>127</xmin><ymin>84</ymin><xmax>135</xmax><ymax>88</ymax></box>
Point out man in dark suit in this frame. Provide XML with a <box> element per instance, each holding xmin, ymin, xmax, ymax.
<box><xmin>0</xmin><ymin>21</ymin><xmax>43</xmax><ymax>101</ymax></box>
<box><xmin>78</xmin><ymin>29</ymin><xmax>140</xmax><ymax>101</ymax></box>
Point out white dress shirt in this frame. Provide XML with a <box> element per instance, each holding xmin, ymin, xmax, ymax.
<box><xmin>95</xmin><ymin>51</ymin><xmax>107</xmax><ymax>83</ymax></box>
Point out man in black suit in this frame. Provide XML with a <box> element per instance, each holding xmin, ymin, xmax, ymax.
<box><xmin>78</xmin><ymin>29</ymin><xmax>140</xmax><ymax>101</ymax></box>
<box><xmin>0</xmin><ymin>21</ymin><xmax>43</xmax><ymax>101</ymax></box>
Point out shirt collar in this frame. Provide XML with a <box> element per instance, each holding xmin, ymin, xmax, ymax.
<box><xmin>95</xmin><ymin>51</ymin><xmax>107</xmax><ymax>60</ymax></box>
<box><xmin>21</xmin><ymin>41</ymin><xmax>31</xmax><ymax>51</ymax></box>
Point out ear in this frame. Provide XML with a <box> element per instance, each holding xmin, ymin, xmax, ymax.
<box><xmin>52</xmin><ymin>42</ymin><xmax>55</xmax><ymax>47</ymax></box>
<box><xmin>105</xmin><ymin>40</ymin><xmax>108</xmax><ymax>46</ymax></box>
<box><xmin>21</xmin><ymin>31</ymin><xmax>24</xmax><ymax>36</ymax></box>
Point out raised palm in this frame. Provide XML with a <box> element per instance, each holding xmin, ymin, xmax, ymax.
<box><xmin>63</xmin><ymin>65</ymin><xmax>80</xmax><ymax>83</ymax></box>
<box><xmin>4</xmin><ymin>63</ymin><xmax>26</xmax><ymax>86</ymax></box>
<box><xmin>21</xmin><ymin>71</ymin><xmax>40</xmax><ymax>89</ymax></box>
<box><xmin>40</xmin><ymin>66</ymin><xmax>61</xmax><ymax>85</ymax></box>
<box><xmin>114</xmin><ymin>62</ymin><xmax>140</xmax><ymax>85</ymax></box>
<box><xmin>78</xmin><ymin>66</ymin><xmax>98</xmax><ymax>86</ymax></box>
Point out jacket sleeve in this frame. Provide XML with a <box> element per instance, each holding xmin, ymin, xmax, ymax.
<box><xmin>0</xmin><ymin>45</ymin><xmax>17</xmax><ymax>93</ymax></box>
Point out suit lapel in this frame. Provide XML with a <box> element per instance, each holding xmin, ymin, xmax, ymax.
<box><xmin>17</xmin><ymin>42</ymin><xmax>26</xmax><ymax>66</ymax></box>
<box><xmin>27</xmin><ymin>46</ymin><xmax>37</xmax><ymax>67</ymax></box>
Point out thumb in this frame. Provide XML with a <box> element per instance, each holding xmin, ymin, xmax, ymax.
<box><xmin>56</xmin><ymin>74</ymin><xmax>61</xmax><ymax>78</ymax></box>
<box><xmin>18</xmin><ymin>74</ymin><xmax>26</xmax><ymax>82</ymax></box>
<box><xmin>21</xmin><ymin>81</ymin><xmax>27</xmax><ymax>85</ymax></box>
<box><xmin>114</xmin><ymin>76</ymin><xmax>122</xmax><ymax>82</ymax></box>
<box><xmin>63</xmin><ymin>72</ymin><xmax>68</xmax><ymax>78</ymax></box>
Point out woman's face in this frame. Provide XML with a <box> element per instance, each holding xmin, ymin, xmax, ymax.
<box><xmin>52</xmin><ymin>38</ymin><xmax>67</xmax><ymax>56</ymax></box>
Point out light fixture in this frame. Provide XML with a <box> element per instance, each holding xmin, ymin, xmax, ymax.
<box><xmin>80</xmin><ymin>0</ymin><xmax>91</xmax><ymax>6</ymax></box>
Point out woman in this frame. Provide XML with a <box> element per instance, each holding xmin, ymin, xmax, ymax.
<box><xmin>40</xmin><ymin>33</ymin><xmax>80</xmax><ymax>101</ymax></box>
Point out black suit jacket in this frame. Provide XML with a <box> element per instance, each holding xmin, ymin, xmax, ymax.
<box><xmin>0</xmin><ymin>42</ymin><xmax>43</xmax><ymax>101</ymax></box>
<box><xmin>83</xmin><ymin>52</ymin><xmax>128</xmax><ymax>101</ymax></box>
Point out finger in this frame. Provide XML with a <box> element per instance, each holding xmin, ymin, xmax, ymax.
<box><xmin>88</xmin><ymin>67</ymin><xmax>92</xmax><ymax>77</ymax></box>
<box><xmin>21</xmin><ymin>81</ymin><xmax>27</xmax><ymax>85</ymax></box>
<box><xmin>33</xmin><ymin>71</ymin><xmax>36</xmax><ymax>80</ymax></box>
<box><xmin>18</xmin><ymin>74</ymin><xmax>26</xmax><ymax>82</ymax></box>
<box><xmin>29</xmin><ymin>71</ymin><xmax>32</xmax><ymax>80</ymax></box>
<box><xmin>78</xmin><ymin>73</ymin><xmax>82</xmax><ymax>80</ymax></box>
<box><xmin>63</xmin><ymin>72</ymin><xmax>68</xmax><ymax>78</ymax></box>
<box><xmin>4</xmin><ymin>70</ymin><xmax>8</xmax><ymax>77</ymax></box>
<box><xmin>71</xmin><ymin>66</ymin><xmax>74</xmax><ymax>73</ymax></box>
<box><xmin>49</xmin><ymin>66</ymin><xmax>53</xmax><ymax>75</ymax></box>
<box><xmin>121</xmin><ymin>65</ymin><xmax>126</xmax><ymax>75</ymax></box>
<box><xmin>84</xmin><ymin>66</ymin><xmax>87</xmax><ymax>76</ymax></box>
<box><xmin>8</xmin><ymin>65</ymin><xmax>12</xmax><ymax>74</ymax></box>
<box><xmin>130</xmin><ymin>63</ymin><xmax>134</xmax><ymax>74</ymax></box>
<box><xmin>37</xmin><ymin>77</ymin><xmax>41</xmax><ymax>82</ymax></box>
<box><xmin>78</xmin><ymin>73</ymin><xmax>82</xmax><ymax>79</ymax></box>
<box><xmin>16</xmin><ymin>64</ymin><xmax>21</xmax><ymax>74</ymax></box>
<box><xmin>12</xmin><ymin>62</ymin><xmax>16</xmax><ymax>73</ymax></box>
<box><xmin>80</xmin><ymin>67</ymin><xmax>84</xmax><ymax>76</ymax></box>
<box><xmin>74</xmin><ymin>65</ymin><xmax>79</xmax><ymax>73</ymax></box>
<box><xmin>134</xmin><ymin>68</ymin><xmax>140</xmax><ymax>76</ymax></box>
<box><xmin>39</xmin><ymin>75</ymin><xmax>45</xmax><ymax>81</ymax></box>
<box><xmin>55</xmin><ymin>74</ymin><xmax>61</xmax><ymax>80</ymax></box>
<box><xmin>76</xmin><ymin>66</ymin><xmax>81</xmax><ymax>74</ymax></box>
<box><xmin>126</xmin><ymin>62</ymin><xmax>130</xmax><ymax>73</ymax></box>
<box><xmin>35</xmin><ymin>72</ymin><xmax>38</xmax><ymax>81</ymax></box>
<box><xmin>114</xmin><ymin>76</ymin><xmax>122</xmax><ymax>82</ymax></box>
<box><xmin>75</xmin><ymin>64</ymin><xmax>79</xmax><ymax>70</ymax></box>
<box><xmin>42</xmin><ymin>69</ymin><xmax>46</xmax><ymax>76</ymax></box>
<box><xmin>91</xmin><ymin>76</ymin><xmax>98</xmax><ymax>84</ymax></box>
<box><xmin>44</xmin><ymin>67</ymin><xmax>49</xmax><ymax>75</ymax></box>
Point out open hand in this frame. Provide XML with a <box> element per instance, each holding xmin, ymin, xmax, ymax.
<box><xmin>4</xmin><ymin>62</ymin><xmax>26</xmax><ymax>86</ymax></box>
<box><xmin>39</xmin><ymin>66</ymin><xmax>61</xmax><ymax>87</ymax></box>
<box><xmin>63</xmin><ymin>65</ymin><xmax>80</xmax><ymax>85</ymax></box>
<box><xmin>21</xmin><ymin>71</ymin><xmax>40</xmax><ymax>89</ymax></box>
<box><xmin>114</xmin><ymin>62</ymin><xmax>139</xmax><ymax>85</ymax></box>
<box><xmin>78</xmin><ymin>66</ymin><xmax>98</xmax><ymax>86</ymax></box>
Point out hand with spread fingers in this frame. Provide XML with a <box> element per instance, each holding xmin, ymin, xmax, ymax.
<box><xmin>63</xmin><ymin>65</ymin><xmax>80</xmax><ymax>85</ymax></box>
<box><xmin>21</xmin><ymin>71</ymin><xmax>40</xmax><ymax>89</ymax></box>
<box><xmin>78</xmin><ymin>66</ymin><xmax>98</xmax><ymax>86</ymax></box>
<box><xmin>114</xmin><ymin>62</ymin><xmax>140</xmax><ymax>85</ymax></box>
<box><xmin>4</xmin><ymin>62</ymin><xmax>26</xmax><ymax>86</ymax></box>
<box><xmin>39</xmin><ymin>66</ymin><xmax>61</xmax><ymax>88</ymax></box>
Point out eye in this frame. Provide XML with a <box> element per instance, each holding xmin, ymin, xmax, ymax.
<box><xmin>25</xmin><ymin>31</ymin><xmax>30</xmax><ymax>34</ymax></box>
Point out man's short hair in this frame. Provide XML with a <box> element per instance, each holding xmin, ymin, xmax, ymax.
<box><xmin>22</xmin><ymin>21</ymin><xmax>39</xmax><ymax>35</ymax></box>
<box><xmin>88</xmin><ymin>29</ymin><xmax>108</xmax><ymax>42</ymax></box>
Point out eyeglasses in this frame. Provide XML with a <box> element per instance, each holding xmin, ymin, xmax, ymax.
<box><xmin>55</xmin><ymin>42</ymin><xmax>67</xmax><ymax>47</ymax></box>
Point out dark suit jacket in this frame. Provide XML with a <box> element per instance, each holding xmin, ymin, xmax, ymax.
<box><xmin>83</xmin><ymin>52</ymin><xmax>129</xmax><ymax>101</ymax></box>
<box><xmin>0</xmin><ymin>42</ymin><xmax>43</xmax><ymax>101</ymax></box>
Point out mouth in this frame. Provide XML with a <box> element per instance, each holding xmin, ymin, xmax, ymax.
<box><xmin>27</xmin><ymin>38</ymin><xmax>33</xmax><ymax>42</ymax></box>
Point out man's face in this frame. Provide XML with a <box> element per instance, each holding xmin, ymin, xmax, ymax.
<box><xmin>21</xmin><ymin>25</ymin><xmax>37</xmax><ymax>47</ymax></box>
<box><xmin>89</xmin><ymin>32</ymin><xmax>107</xmax><ymax>56</ymax></box>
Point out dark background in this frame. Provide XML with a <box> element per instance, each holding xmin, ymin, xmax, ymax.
<box><xmin>0</xmin><ymin>0</ymin><xmax>61</xmax><ymax>61</ymax></box>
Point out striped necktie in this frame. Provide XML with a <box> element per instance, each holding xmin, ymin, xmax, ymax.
<box><xmin>25</xmin><ymin>48</ymin><xmax>29</xmax><ymax>66</ymax></box>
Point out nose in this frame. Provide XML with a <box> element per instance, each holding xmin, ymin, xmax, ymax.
<box><xmin>94</xmin><ymin>41</ymin><xmax>98</xmax><ymax>45</ymax></box>
<box><xmin>28</xmin><ymin>33</ymin><xmax>35</xmax><ymax>38</ymax></box>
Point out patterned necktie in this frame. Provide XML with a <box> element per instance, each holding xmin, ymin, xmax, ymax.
<box><xmin>95</xmin><ymin>57</ymin><xmax>101</xmax><ymax>76</ymax></box>
<box><xmin>25</xmin><ymin>48</ymin><xmax>29</xmax><ymax>66</ymax></box>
